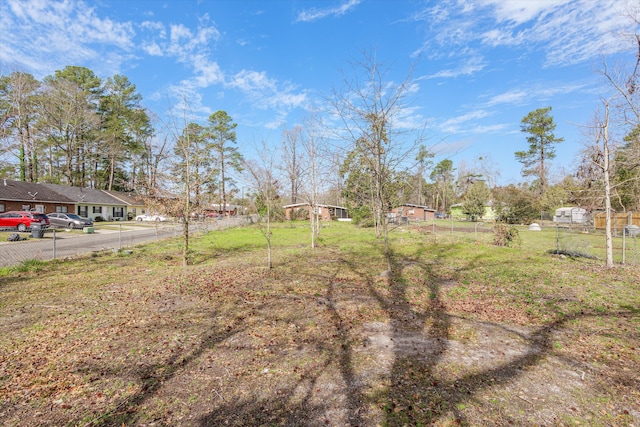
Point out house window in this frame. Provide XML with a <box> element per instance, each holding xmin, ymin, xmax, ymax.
<box><xmin>0</xmin><ymin>204</ymin><xmax>4</xmax><ymax>212</ymax></box>
<box><xmin>93</xmin><ymin>206</ymin><xmax>102</xmax><ymax>214</ymax></box>
<box><xmin>78</xmin><ymin>206</ymin><xmax>88</xmax><ymax>217</ymax></box>
<box><xmin>22</xmin><ymin>204</ymin><xmax>30</xmax><ymax>211</ymax></box>
<box><xmin>113</xmin><ymin>207</ymin><xmax>124</xmax><ymax>218</ymax></box>
<box><xmin>409</xmin><ymin>209</ymin><xmax>414</xmax><ymax>215</ymax></box>
<box><xmin>56</xmin><ymin>206</ymin><xmax>68</xmax><ymax>213</ymax></box>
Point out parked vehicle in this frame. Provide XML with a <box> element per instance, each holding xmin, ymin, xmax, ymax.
<box><xmin>0</xmin><ymin>211</ymin><xmax>50</xmax><ymax>232</ymax></box>
<box><xmin>135</xmin><ymin>213</ymin><xmax>169</xmax><ymax>222</ymax></box>
<box><xmin>47</xmin><ymin>212</ymin><xmax>93</xmax><ymax>229</ymax></box>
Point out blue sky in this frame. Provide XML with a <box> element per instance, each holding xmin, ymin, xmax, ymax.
<box><xmin>1</xmin><ymin>0</ymin><xmax>638</xmax><ymax>187</ymax></box>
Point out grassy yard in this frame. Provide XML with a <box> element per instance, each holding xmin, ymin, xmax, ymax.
<box><xmin>0</xmin><ymin>221</ymin><xmax>638</xmax><ymax>426</ymax></box>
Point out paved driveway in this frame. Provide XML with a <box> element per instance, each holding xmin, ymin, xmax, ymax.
<box><xmin>0</xmin><ymin>223</ymin><xmax>180</xmax><ymax>267</ymax></box>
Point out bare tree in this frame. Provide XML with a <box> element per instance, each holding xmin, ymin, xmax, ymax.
<box><xmin>244</xmin><ymin>141</ymin><xmax>280</xmax><ymax>269</ymax></box>
<box><xmin>330</xmin><ymin>49</ymin><xmax>424</xmax><ymax>272</ymax></box>
<box><xmin>281</xmin><ymin>125</ymin><xmax>304</xmax><ymax>205</ymax></box>
<box><xmin>578</xmin><ymin>99</ymin><xmax>616</xmax><ymax>267</ymax></box>
<box><xmin>300</xmin><ymin>111</ymin><xmax>323</xmax><ymax>248</ymax></box>
<box><xmin>155</xmin><ymin>97</ymin><xmax>213</xmax><ymax>266</ymax></box>
<box><xmin>589</xmin><ymin>9</ymin><xmax>640</xmax><ymax>267</ymax></box>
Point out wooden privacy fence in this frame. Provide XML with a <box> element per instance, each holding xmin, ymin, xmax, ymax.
<box><xmin>593</xmin><ymin>211</ymin><xmax>640</xmax><ymax>232</ymax></box>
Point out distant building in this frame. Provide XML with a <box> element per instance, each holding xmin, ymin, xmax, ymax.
<box><xmin>389</xmin><ymin>204</ymin><xmax>435</xmax><ymax>222</ymax></box>
<box><xmin>283</xmin><ymin>203</ymin><xmax>350</xmax><ymax>221</ymax></box>
<box><xmin>450</xmin><ymin>202</ymin><xmax>497</xmax><ymax>221</ymax></box>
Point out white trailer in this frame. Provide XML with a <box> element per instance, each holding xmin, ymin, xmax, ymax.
<box><xmin>553</xmin><ymin>207</ymin><xmax>588</xmax><ymax>224</ymax></box>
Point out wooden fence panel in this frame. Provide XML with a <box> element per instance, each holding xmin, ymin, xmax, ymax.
<box><xmin>593</xmin><ymin>211</ymin><xmax>640</xmax><ymax>230</ymax></box>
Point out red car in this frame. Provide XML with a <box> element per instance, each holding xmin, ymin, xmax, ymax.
<box><xmin>0</xmin><ymin>211</ymin><xmax>50</xmax><ymax>232</ymax></box>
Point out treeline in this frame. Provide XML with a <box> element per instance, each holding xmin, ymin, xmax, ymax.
<box><xmin>0</xmin><ymin>66</ymin><xmax>156</xmax><ymax>191</ymax></box>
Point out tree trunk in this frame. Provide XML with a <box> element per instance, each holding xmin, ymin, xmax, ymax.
<box><xmin>603</xmin><ymin>101</ymin><xmax>614</xmax><ymax>268</ymax></box>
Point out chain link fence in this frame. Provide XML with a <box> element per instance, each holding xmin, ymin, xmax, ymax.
<box><xmin>410</xmin><ymin>218</ymin><xmax>640</xmax><ymax>266</ymax></box>
<box><xmin>553</xmin><ymin>222</ymin><xmax>640</xmax><ymax>265</ymax></box>
<box><xmin>0</xmin><ymin>216</ymin><xmax>256</xmax><ymax>268</ymax></box>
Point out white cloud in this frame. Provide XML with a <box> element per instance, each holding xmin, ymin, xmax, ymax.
<box><xmin>422</xmin><ymin>55</ymin><xmax>487</xmax><ymax>79</ymax></box>
<box><xmin>485</xmin><ymin>89</ymin><xmax>529</xmax><ymax>107</ymax></box>
<box><xmin>482</xmin><ymin>82</ymin><xmax>587</xmax><ymax>107</ymax></box>
<box><xmin>468</xmin><ymin>123</ymin><xmax>509</xmax><ymax>134</ymax></box>
<box><xmin>412</xmin><ymin>0</ymin><xmax>638</xmax><ymax>72</ymax></box>
<box><xmin>140</xmin><ymin>21</ymin><xmax>167</xmax><ymax>39</ymax></box>
<box><xmin>141</xmin><ymin>41</ymin><xmax>164</xmax><ymax>56</ymax></box>
<box><xmin>479</xmin><ymin>0</ymin><xmax>571</xmax><ymax>25</ymax></box>
<box><xmin>191</xmin><ymin>54</ymin><xmax>224</xmax><ymax>87</ymax></box>
<box><xmin>295</xmin><ymin>0</ymin><xmax>362</xmax><ymax>23</ymax></box>
<box><xmin>165</xmin><ymin>22</ymin><xmax>220</xmax><ymax>61</ymax></box>
<box><xmin>439</xmin><ymin>110</ymin><xmax>491</xmax><ymax>133</ymax></box>
<box><xmin>228</xmin><ymin>70</ymin><xmax>308</xmax><ymax>110</ymax></box>
<box><xmin>0</xmin><ymin>0</ymin><xmax>134</xmax><ymax>76</ymax></box>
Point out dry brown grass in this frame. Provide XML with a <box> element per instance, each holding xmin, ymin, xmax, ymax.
<box><xmin>0</xmin><ymin>222</ymin><xmax>638</xmax><ymax>426</ymax></box>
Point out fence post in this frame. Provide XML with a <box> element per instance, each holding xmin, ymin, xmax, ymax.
<box><xmin>119</xmin><ymin>224</ymin><xmax>122</xmax><ymax>250</ymax></box>
<box><xmin>623</xmin><ymin>227</ymin><xmax>627</xmax><ymax>265</ymax></box>
<box><xmin>53</xmin><ymin>229</ymin><xmax>56</xmax><ymax>260</ymax></box>
<box><xmin>475</xmin><ymin>222</ymin><xmax>483</xmax><ymax>240</ymax></box>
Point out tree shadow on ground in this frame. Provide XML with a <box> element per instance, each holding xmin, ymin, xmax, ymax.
<box><xmin>347</xmin><ymin>243</ymin><xmax>634</xmax><ymax>426</ymax></box>
<box><xmin>81</xmin><ymin>318</ymin><xmax>246</xmax><ymax>427</ymax></box>
<box><xmin>196</xmin><ymin>357</ymin><xmax>337</xmax><ymax>426</ymax></box>
<box><xmin>66</xmin><ymin>239</ymin><xmax>637</xmax><ymax>426</ymax></box>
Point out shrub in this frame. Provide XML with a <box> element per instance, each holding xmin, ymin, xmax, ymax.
<box><xmin>349</xmin><ymin>206</ymin><xmax>374</xmax><ymax>228</ymax></box>
<box><xmin>290</xmin><ymin>208</ymin><xmax>309</xmax><ymax>221</ymax></box>
<box><xmin>494</xmin><ymin>223</ymin><xmax>521</xmax><ymax>247</ymax></box>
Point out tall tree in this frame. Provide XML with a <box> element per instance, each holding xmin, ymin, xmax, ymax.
<box><xmin>0</xmin><ymin>71</ymin><xmax>40</xmax><ymax>181</ymax></box>
<box><xmin>281</xmin><ymin>125</ymin><xmax>304</xmax><ymax>205</ymax></box>
<box><xmin>300</xmin><ymin>111</ymin><xmax>326</xmax><ymax>247</ymax></box>
<box><xmin>430</xmin><ymin>159</ymin><xmax>455</xmax><ymax>214</ymax></box>
<box><xmin>38</xmin><ymin>67</ymin><xmax>102</xmax><ymax>186</ymax></box>
<box><xmin>99</xmin><ymin>74</ymin><xmax>151</xmax><ymax>191</ymax></box>
<box><xmin>415</xmin><ymin>144</ymin><xmax>434</xmax><ymax>205</ymax></box>
<box><xmin>580</xmin><ymin>9</ymin><xmax>640</xmax><ymax>267</ymax></box>
<box><xmin>516</xmin><ymin>107</ymin><xmax>564</xmax><ymax>194</ymax></box>
<box><xmin>206</xmin><ymin>111</ymin><xmax>243</xmax><ymax>215</ymax></box>
<box><xmin>614</xmin><ymin>125</ymin><xmax>640</xmax><ymax>210</ymax></box>
<box><xmin>164</xmin><ymin>102</ymin><xmax>213</xmax><ymax>266</ymax></box>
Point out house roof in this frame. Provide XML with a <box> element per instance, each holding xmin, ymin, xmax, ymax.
<box><xmin>103</xmin><ymin>190</ymin><xmax>145</xmax><ymax>206</ymax></box>
<box><xmin>207</xmin><ymin>204</ymin><xmax>241</xmax><ymax>210</ymax></box>
<box><xmin>395</xmin><ymin>203</ymin><xmax>435</xmax><ymax>211</ymax></box>
<box><xmin>0</xmin><ymin>179</ymin><xmax>75</xmax><ymax>204</ymax></box>
<box><xmin>283</xmin><ymin>203</ymin><xmax>348</xmax><ymax>210</ymax></box>
<box><xmin>451</xmin><ymin>201</ymin><xmax>495</xmax><ymax>208</ymax></box>
<box><xmin>40</xmin><ymin>183</ymin><xmax>125</xmax><ymax>205</ymax></box>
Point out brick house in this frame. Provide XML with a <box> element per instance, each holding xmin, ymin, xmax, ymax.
<box><xmin>389</xmin><ymin>204</ymin><xmax>435</xmax><ymax>222</ymax></box>
<box><xmin>284</xmin><ymin>203</ymin><xmax>350</xmax><ymax>221</ymax></box>
<box><xmin>0</xmin><ymin>179</ymin><xmax>75</xmax><ymax>214</ymax></box>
